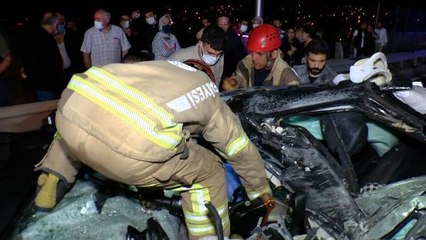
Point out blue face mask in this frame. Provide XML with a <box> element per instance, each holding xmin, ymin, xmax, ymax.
<box><xmin>57</xmin><ymin>24</ymin><xmax>66</xmax><ymax>34</ymax></box>
<box><xmin>202</xmin><ymin>51</ymin><xmax>220</xmax><ymax>66</ymax></box>
<box><xmin>94</xmin><ymin>21</ymin><xmax>103</xmax><ymax>30</ymax></box>
<box><xmin>161</xmin><ymin>25</ymin><xmax>171</xmax><ymax>33</ymax></box>
<box><xmin>145</xmin><ymin>17</ymin><xmax>156</xmax><ymax>25</ymax></box>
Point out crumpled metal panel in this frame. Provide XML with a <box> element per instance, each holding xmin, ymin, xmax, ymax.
<box><xmin>15</xmin><ymin>179</ymin><xmax>181</xmax><ymax>240</ymax></box>
<box><xmin>222</xmin><ymin>83</ymin><xmax>426</xmax><ymax>143</ymax></box>
<box><xmin>227</xmin><ymin>82</ymin><xmax>426</xmax><ymax>238</ymax></box>
<box><xmin>253</xmin><ymin>125</ymin><xmax>364</xmax><ymax>238</ymax></box>
<box><xmin>354</xmin><ymin>176</ymin><xmax>426</xmax><ymax>239</ymax></box>
<box><xmin>255</xmin><ymin>121</ymin><xmax>426</xmax><ymax>239</ymax></box>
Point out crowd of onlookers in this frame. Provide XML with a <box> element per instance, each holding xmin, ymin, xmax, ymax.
<box><xmin>0</xmin><ymin>7</ymin><xmax>389</xmax><ymax>107</ymax></box>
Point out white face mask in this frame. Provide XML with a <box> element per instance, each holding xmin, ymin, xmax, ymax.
<box><xmin>240</xmin><ymin>24</ymin><xmax>248</xmax><ymax>33</ymax></box>
<box><xmin>121</xmin><ymin>21</ymin><xmax>130</xmax><ymax>29</ymax></box>
<box><xmin>202</xmin><ymin>51</ymin><xmax>220</xmax><ymax>66</ymax></box>
<box><xmin>94</xmin><ymin>20</ymin><xmax>103</xmax><ymax>30</ymax></box>
<box><xmin>145</xmin><ymin>17</ymin><xmax>156</xmax><ymax>25</ymax></box>
<box><xmin>252</xmin><ymin>23</ymin><xmax>259</xmax><ymax>29</ymax></box>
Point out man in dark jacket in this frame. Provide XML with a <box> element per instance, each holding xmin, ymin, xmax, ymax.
<box><xmin>217</xmin><ymin>16</ymin><xmax>246</xmax><ymax>82</ymax></box>
<box><xmin>23</xmin><ymin>12</ymin><xmax>63</xmax><ymax>101</ymax></box>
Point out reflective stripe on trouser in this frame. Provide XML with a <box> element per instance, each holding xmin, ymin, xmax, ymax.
<box><xmin>180</xmin><ymin>185</ymin><xmax>230</xmax><ymax>239</ymax></box>
<box><xmin>170</xmin><ymin>145</ymin><xmax>230</xmax><ymax>239</ymax></box>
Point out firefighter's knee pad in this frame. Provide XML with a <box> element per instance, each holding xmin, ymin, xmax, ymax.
<box><xmin>35</xmin><ymin>172</ymin><xmax>69</xmax><ymax>211</ymax></box>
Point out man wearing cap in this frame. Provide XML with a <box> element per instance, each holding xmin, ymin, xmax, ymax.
<box><xmin>222</xmin><ymin>24</ymin><xmax>300</xmax><ymax>91</ymax></box>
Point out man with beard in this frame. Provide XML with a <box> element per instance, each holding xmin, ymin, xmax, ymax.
<box><xmin>293</xmin><ymin>39</ymin><xmax>337</xmax><ymax>85</ymax></box>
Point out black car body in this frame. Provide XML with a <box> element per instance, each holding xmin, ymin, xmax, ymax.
<box><xmin>222</xmin><ymin>81</ymin><xmax>426</xmax><ymax>239</ymax></box>
<box><xmin>2</xmin><ymin>81</ymin><xmax>426</xmax><ymax>239</ymax></box>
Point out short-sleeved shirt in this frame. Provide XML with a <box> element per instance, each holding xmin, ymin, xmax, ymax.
<box><xmin>80</xmin><ymin>25</ymin><xmax>131</xmax><ymax>66</ymax></box>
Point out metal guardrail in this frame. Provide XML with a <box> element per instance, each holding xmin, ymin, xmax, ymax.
<box><xmin>327</xmin><ymin>50</ymin><xmax>426</xmax><ymax>73</ymax></box>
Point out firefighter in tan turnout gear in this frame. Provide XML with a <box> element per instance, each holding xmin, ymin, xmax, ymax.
<box><xmin>34</xmin><ymin>60</ymin><xmax>272</xmax><ymax>239</ymax></box>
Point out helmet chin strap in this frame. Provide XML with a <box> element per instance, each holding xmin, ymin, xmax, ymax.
<box><xmin>266</xmin><ymin>51</ymin><xmax>275</xmax><ymax>70</ymax></box>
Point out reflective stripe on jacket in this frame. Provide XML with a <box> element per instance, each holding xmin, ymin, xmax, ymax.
<box><xmin>57</xmin><ymin>60</ymin><xmax>270</xmax><ymax>196</ymax></box>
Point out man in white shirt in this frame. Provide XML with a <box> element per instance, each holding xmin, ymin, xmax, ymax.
<box><xmin>374</xmin><ymin>22</ymin><xmax>388</xmax><ymax>53</ymax></box>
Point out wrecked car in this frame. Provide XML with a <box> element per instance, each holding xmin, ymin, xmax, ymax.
<box><xmin>221</xmin><ymin>80</ymin><xmax>426</xmax><ymax>239</ymax></box>
<box><xmin>2</xmin><ymin>76</ymin><xmax>426</xmax><ymax>239</ymax></box>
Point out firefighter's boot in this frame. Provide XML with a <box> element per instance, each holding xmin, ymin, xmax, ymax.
<box><xmin>35</xmin><ymin>172</ymin><xmax>69</xmax><ymax>211</ymax></box>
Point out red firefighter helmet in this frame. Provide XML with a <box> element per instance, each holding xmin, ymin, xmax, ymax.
<box><xmin>247</xmin><ymin>24</ymin><xmax>282</xmax><ymax>52</ymax></box>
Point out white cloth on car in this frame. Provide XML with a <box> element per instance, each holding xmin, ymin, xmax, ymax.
<box><xmin>393</xmin><ymin>84</ymin><xmax>426</xmax><ymax>114</ymax></box>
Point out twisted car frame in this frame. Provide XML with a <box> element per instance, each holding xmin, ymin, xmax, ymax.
<box><xmin>2</xmin><ymin>79</ymin><xmax>426</xmax><ymax>239</ymax></box>
<box><xmin>222</xmin><ymin>80</ymin><xmax>426</xmax><ymax>239</ymax></box>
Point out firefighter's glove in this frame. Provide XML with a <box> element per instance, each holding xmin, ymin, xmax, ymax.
<box><xmin>222</xmin><ymin>77</ymin><xmax>238</xmax><ymax>91</ymax></box>
<box><xmin>35</xmin><ymin>172</ymin><xmax>69</xmax><ymax>211</ymax></box>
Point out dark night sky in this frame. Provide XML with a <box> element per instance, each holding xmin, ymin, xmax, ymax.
<box><xmin>1</xmin><ymin>0</ymin><xmax>425</xmax><ymax>32</ymax></box>
<box><xmin>1</xmin><ymin>0</ymin><xmax>423</xmax><ymax>18</ymax></box>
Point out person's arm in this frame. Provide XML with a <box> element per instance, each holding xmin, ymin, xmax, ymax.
<box><xmin>195</xmin><ymin>27</ymin><xmax>204</xmax><ymax>40</ymax></box>
<box><xmin>234</xmin><ymin>59</ymin><xmax>250</xmax><ymax>88</ymax></box>
<box><xmin>152</xmin><ymin>34</ymin><xmax>162</xmax><ymax>60</ymax></box>
<box><xmin>278</xmin><ymin>67</ymin><xmax>300</xmax><ymax>86</ymax></box>
<box><xmin>82</xmin><ymin>52</ymin><xmax>91</xmax><ymax>69</ymax></box>
<box><xmin>352</xmin><ymin>29</ymin><xmax>358</xmax><ymax>43</ymax></box>
<box><xmin>80</xmin><ymin>31</ymin><xmax>92</xmax><ymax>69</ymax></box>
<box><xmin>121</xmin><ymin>49</ymin><xmax>128</xmax><ymax>59</ymax></box>
<box><xmin>0</xmin><ymin>53</ymin><xmax>11</xmax><ymax>74</ymax></box>
<box><xmin>383</xmin><ymin>29</ymin><xmax>388</xmax><ymax>45</ymax></box>
<box><xmin>221</xmin><ymin>59</ymin><xmax>249</xmax><ymax>91</ymax></box>
<box><xmin>372</xmin><ymin>30</ymin><xmax>378</xmax><ymax>40</ymax></box>
<box><xmin>0</xmin><ymin>35</ymin><xmax>12</xmax><ymax>74</ymax></box>
<box><xmin>325</xmin><ymin>65</ymin><xmax>338</xmax><ymax>85</ymax></box>
<box><xmin>287</xmin><ymin>45</ymin><xmax>297</xmax><ymax>56</ymax></box>
<box><xmin>175</xmin><ymin>35</ymin><xmax>181</xmax><ymax>51</ymax></box>
<box><xmin>119</xmin><ymin>27</ymin><xmax>131</xmax><ymax>57</ymax></box>
<box><xmin>203</xmin><ymin>101</ymin><xmax>272</xmax><ymax>199</ymax></box>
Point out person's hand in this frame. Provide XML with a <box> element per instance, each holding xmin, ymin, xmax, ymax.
<box><xmin>288</xmin><ymin>46</ymin><xmax>297</xmax><ymax>55</ymax></box>
<box><xmin>222</xmin><ymin>77</ymin><xmax>238</xmax><ymax>91</ymax></box>
<box><xmin>19</xmin><ymin>67</ymin><xmax>27</xmax><ymax>79</ymax></box>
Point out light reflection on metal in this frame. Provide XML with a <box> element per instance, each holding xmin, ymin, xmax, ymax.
<box><xmin>375</xmin><ymin>1</ymin><xmax>381</xmax><ymax>27</ymax></box>
<box><xmin>255</xmin><ymin>0</ymin><xmax>263</xmax><ymax>19</ymax></box>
